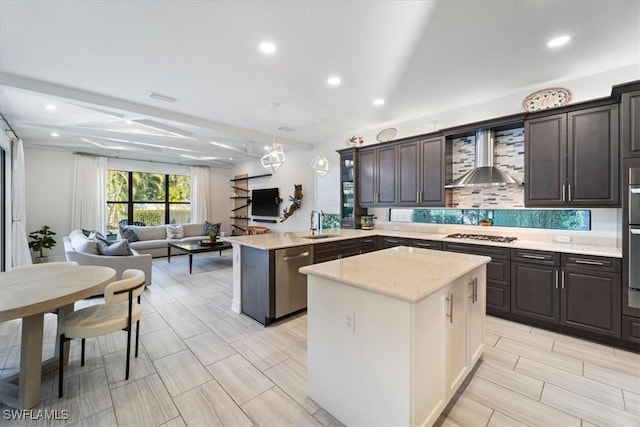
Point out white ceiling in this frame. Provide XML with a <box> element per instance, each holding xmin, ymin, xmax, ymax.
<box><xmin>1</xmin><ymin>1</ymin><xmax>639</xmax><ymax>168</ymax></box>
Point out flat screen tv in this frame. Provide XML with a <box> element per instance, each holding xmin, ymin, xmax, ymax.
<box><xmin>251</xmin><ymin>187</ymin><xmax>280</xmax><ymax>217</ymax></box>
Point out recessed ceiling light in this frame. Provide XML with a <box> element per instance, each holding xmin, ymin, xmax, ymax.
<box><xmin>51</xmin><ymin>132</ymin><xmax>59</xmax><ymax>137</ymax></box>
<box><xmin>264</xmin><ymin>146</ymin><xmax>270</xmax><ymax>150</ymax></box>
<box><xmin>125</xmin><ymin>120</ymin><xmax>134</xmax><ymax>125</ymax></box>
<box><xmin>229</xmin><ymin>157</ymin><xmax>233</xmax><ymax>160</ymax></box>
<box><xmin>259</xmin><ymin>42</ymin><xmax>277</xmax><ymax>54</ymax></box>
<box><xmin>547</xmin><ymin>35</ymin><xmax>571</xmax><ymax>48</ymax></box>
<box><xmin>46</xmin><ymin>104</ymin><xmax>57</xmax><ymax>111</ymax></box>
<box><xmin>327</xmin><ymin>76</ymin><xmax>341</xmax><ymax>86</ymax></box>
<box><xmin>373</xmin><ymin>99</ymin><xmax>385</xmax><ymax>106</ymax></box>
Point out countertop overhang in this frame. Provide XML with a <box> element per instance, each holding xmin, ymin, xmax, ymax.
<box><xmin>223</xmin><ymin>229</ymin><xmax>622</xmax><ymax>258</ymax></box>
<box><xmin>300</xmin><ymin>246</ymin><xmax>490</xmax><ymax>302</ymax></box>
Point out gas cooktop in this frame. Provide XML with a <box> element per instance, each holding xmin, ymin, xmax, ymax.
<box><xmin>446</xmin><ymin>233</ymin><xmax>518</xmax><ymax>243</ymax></box>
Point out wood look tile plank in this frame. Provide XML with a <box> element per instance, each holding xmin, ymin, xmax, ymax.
<box><xmin>486</xmin><ymin>326</ymin><xmax>554</xmax><ymax>350</ymax></box>
<box><xmin>482</xmin><ymin>345</ymin><xmax>520</xmax><ymax>370</ymax></box>
<box><xmin>264</xmin><ymin>358</ymin><xmax>320</xmax><ymax>414</ymax></box>
<box><xmin>47</xmin><ymin>368</ymin><xmax>113</xmax><ymax>424</ymax></box>
<box><xmin>159</xmin><ymin>417</ymin><xmax>187</xmax><ymax>427</ymax></box>
<box><xmin>140</xmin><ymin>328</ymin><xmax>187</xmax><ymax>360</ymax></box>
<box><xmin>484</xmin><ymin>332</ymin><xmax>500</xmax><ymax>347</ymax></box>
<box><xmin>110</xmin><ymin>373</ymin><xmax>179</xmax><ymax>426</ymax></box>
<box><xmin>282</xmin><ymin>338</ymin><xmax>308</xmax><ymax>367</ymax></box>
<box><xmin>496</xmin><ymin>337</ymin><xmax>583</xmax><ymax>375</ymax></box>
<box><xmin>465</xmin><ymin>376</ymin><xmax>581</xmax><ymax>427</ymax></box>
<box><xmin>241</xmin><ymin>387</ymin><xmax>322</xmax><ymax>427</ymax></box>
<box><xmin>487</xmin><ymin>410</ymin><xmax>528</xmax><ymax>427</ymax></box>
<box><xmin>444</xmin><ymin>394</ymin><xmax>493</xmax><ymax>427</ymax></box>
<box><xmin>207</xmin><ymin>353</ymin><xmax>274</xmax><ymax>405</ymax></box>
<box><xmin>140</xmin><ymin>286</ymin><xmax>177</xmax><ymax>306</ymax></box>
<box><xmin>174</xmin><ymin>379</ymin><xmax>252</xmax><ymax>427</ymax></box>
<box><xmin>486</xmin><ymin>316</ymin><xmax>533</xmax><ymax>334</ymax></box>
<box><xmin>476</xmin><ymin>360</ymin><xmax>544</xmax><ymax>400</ymax></box>
<box><xmin>167</xmin><ymin>315</ymin><xmax>209</xmax><ymax>339</ymax></box>
<box><xmin>207</xmin><ymin>316</ymin><xmax>256</xmax><ymax>343</ymax></box>
<box><xmin>623</xmin><ymin>390</ymin><xmax>640</xmax><ymax>416</ymax></box>
<box><xmin>188</xmin><ymin>303</ymin><xmax>226</xmax><ymax>324</ymax></box>
<box><xmin>531</xmin><ymin>327</ymin><xmax>616</xmax><ymax>356</ymax></box>
<box><xmin>515</xmin><ymin>357</ymin><xmax>625</xmax><ymax>409</ymax></box>
<box><xmin>540</xmin><ymin>383</ymin><xmax>640</xmax><ymax>427</ymax></box>
<box><xmin>614</xmin><ymin>347</ymin><xmax>640</xmax><ymax>364</ymax></box>
<box><xmin>153</xmin><ymin>349</ymin><xmax>212</xmax><ymax>397</ymax></box>
<box><xmin>183</xmin><ymin>330</ymin><xmax>236</xmax><ymax>366</ymax></box>
<box><xmin>138</xmin><ymin>311</ymin><xmax>170</xmax><ymax>336</ymax></box>
<box><xmin>231</xmin><ymin>333</ymin><xmax>289</xmax><ymax>371</ymax></box>
<box><xmin>583</xmin><ymin>362</ymin><xmax>640</xmax><ymax>394</ymax></box>
<box><xmin>553</xmin><ymin>341</ymin><xmax>640</xmax><ymax>378</ymax></box>
<box><xmin>74</xmin><ymin>407</ymin><xmax>118</xmax><ymax>427</ymax></box>
<box><xmin>154</xmin><ymin>303</ymin><xmax>192</xmax><ymax>321</ymax></box>
<box><xmin>104</xmin><ymin>346</ymin><xmax>156</xmax><ymax>389</ymax></box>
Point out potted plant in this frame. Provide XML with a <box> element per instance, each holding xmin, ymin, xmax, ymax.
<box><xmin>208</xmin><ymin>230</ymin><xmax>217</xmax><ymax>244</ymax></box>
<box><xmin>479</xmin><ymin>218</ymin><xmax>492</xmax><ymax>227</ymax></box>
<box><xmin>28</xmin><ymin>225</ymin><xmax>57</xmax><ymax>263</ymax></box>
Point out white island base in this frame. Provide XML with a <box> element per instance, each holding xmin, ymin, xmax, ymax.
<box><xmin>302</xmin><ymin>247</ymin><xmax>488</xmax><ymax>427</ymax></box>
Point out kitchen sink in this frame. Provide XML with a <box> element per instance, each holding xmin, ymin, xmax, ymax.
<box><xmin>300</xmin><ymin>234</ymin><xmax>338</xmax><ymax>240</ymax></box>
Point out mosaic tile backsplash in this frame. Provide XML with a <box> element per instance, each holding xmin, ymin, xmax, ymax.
<box><xmin>448</xmin><ymin>127</ymin><xmax>525</xmax><ymax>208</ymax></box>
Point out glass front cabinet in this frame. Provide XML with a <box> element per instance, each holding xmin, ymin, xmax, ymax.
<box><xmin>338</xmin><ymin>148</ymin><xmax>367</xmax><ymax>229</ymax></box>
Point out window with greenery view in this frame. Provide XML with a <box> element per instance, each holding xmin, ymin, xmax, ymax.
<box><xmin>107</xmin><ymin>170</ymin><xmax>191</xmax><ymax>236</ymax></box>
<box><xmin>388</xmin><ymin>208</ymin><xmax>591</xmax><ymax>231</ymax></box>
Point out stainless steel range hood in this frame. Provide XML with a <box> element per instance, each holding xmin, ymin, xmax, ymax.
<box><xmin>445</xmin><ymin>129</ymin><xmax>519</xmax><ymax>188</ymax></box>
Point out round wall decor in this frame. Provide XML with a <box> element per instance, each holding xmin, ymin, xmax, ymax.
<box><xmin>523</xmin><ymin>87</ymin><xmax>572</xmax><ymax>112</ymax></box>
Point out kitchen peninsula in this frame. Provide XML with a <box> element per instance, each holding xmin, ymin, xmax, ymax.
<box><xmin>300</xmin><ymin>247</ymin><xmax>490</xmax><ymax>426</ymax></box>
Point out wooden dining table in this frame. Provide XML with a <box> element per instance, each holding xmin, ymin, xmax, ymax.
<box><xmin>0</xmin><ymin>263</ymin><xmax>115</xmax><ymax>409</ymax></box>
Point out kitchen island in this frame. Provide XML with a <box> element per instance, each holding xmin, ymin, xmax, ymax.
<box><xmin>300</xmin><ymin>246</ymin><xmax>490</xmax><ymax>427</ymax></box>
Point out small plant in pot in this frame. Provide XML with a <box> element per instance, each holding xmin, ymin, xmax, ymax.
<box><xmin>28</xmin><ymin>225</ymin><xmax>57</xmax><ymax>263</ymax></box>
<box><xmin>208</xmin><ymin>231</ymin><xmax>217</xmax><ymax>244</ymax></box>
<box><xmin>479</xmin><ymin>218</ymin><xmax>492</xmax><ymax>227</ymax></box>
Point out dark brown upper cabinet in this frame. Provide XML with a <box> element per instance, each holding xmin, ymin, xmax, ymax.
<box><xmin>525</xmin><ymin>103</ymin><xmax>620</xmax><ymax>207</ymax></box>
<box><xmin>397</xmin><ymin>136</ymin><xmax>445</xmax><ymax>207</ymax></box>
<box><xmin>621</xmin><ymin>90</ymin><xmax>640</xmax><ymax>158</ymax></box>
<box><xmin>358</xmin><ymin>144</ymin><xmax>397</xmax><ymax>207</ymax></box>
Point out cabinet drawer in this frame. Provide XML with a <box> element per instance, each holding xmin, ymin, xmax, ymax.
<box><xmin>357</xmin><ymin>237</ymin><xmax>377</xmax><ymax>253</ymax></box>
<box><xmin>622</xmin><ymin>315</ymin><xmax>640</xmax><ymax>347</ymax></box>
<box><xmin>487</xmin><ymin>283</ymin><xmax>511</xmax><ymax>313</ymax></box>
<box><xmin>410</xmin><ymin>240</ymin><xmax>443</xmax><ymax>250</ymax></box>
<box><xmin>511</xmin><ymin>249</ymin><xmax>560</xmax><ymax>266</ymax></box>
<box><xmin>378</xmin><ymin>236</ymin><xmax>409</xmax><ymax>248</ymax></box>
<box><xmin>443</xmin><ymin>242</ymin><xmax>510</xmax><ymax>259</ymax></box>
<box><xmin>487</xmin><ymin>259</ymin><xmax>511</xmax><ymax>286</ymax></box>
<box><xmin>339</xmin><ymin>239</ymin><xmax>359</xmax><ymax>258</ymax></box>
<box><xmin>562</xmin><ymin>254</ymin><xmax>621</xmax><ymax>273</ymax></box>
<box><xmin>313</xmin><ymin>241</ymin><xmax>339</xmax><ymax>263</ymax></box>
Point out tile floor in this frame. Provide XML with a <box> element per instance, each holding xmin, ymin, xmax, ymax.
<box><xmin>1</xmin><ymin>254</ymin><xmax>639</xmax><ymax>426</ymax></box>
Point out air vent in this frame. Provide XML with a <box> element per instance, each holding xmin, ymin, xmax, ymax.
<box><xmin>278</xmin><ymin>126</ymin><xmax>295</xmax><ymax>133</ymax></box>
<box><xmin>149</xmin><ymin>92</ymin><xmax>178</xmax><ymax>103</ymax></box>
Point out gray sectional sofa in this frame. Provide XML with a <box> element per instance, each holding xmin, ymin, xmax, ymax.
<box><xmin>63</xmin><ymin>230</ymin><xmax>153</xmax><ymax>284</ymax></box>
<box><xmin>119</xmin><ymin>222</ymin><xmax>215</xmax><ymax>258</ymax></box>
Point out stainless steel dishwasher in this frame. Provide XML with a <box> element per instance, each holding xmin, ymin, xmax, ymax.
<box><xmin>275</xmin><ymin>245</ymin><xmax>312</xmax><ymax>318</ymax></box>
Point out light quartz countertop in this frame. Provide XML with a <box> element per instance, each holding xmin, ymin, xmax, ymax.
<box><xmin>300</xmin><ymin>246</ymin><xmax>491</xmax><ymax>302</ymax></box>
<box><xmin>224</xmin><ymin>229</ymin><xmax>622</xmax><ymax>258</ymax></box>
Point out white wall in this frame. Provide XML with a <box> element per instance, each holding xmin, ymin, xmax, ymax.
<box><xmin>1</xmin><ymin>131</ymin><xmax>11</xmax><ymax>268</ymax></box>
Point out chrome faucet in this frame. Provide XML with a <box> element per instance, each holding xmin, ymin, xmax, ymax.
<box><xmin>310</xmin><ymin>209</ymin><xmax>324</xmax><ymax>235</ymax></box>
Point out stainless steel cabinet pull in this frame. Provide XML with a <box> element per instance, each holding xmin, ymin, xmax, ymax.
<box><xmin>417</xmin><ymin>191</ymin><xmax>421</xmax><ymax>203</ymax></box>
<box><xmin>386</xmin><ymin>239</ymin><xmax>399</xmax><ymax>244</ymax></box>
<box><xmin>474</xmin><ymin>278</ymin><xmax>478</xmax><ymax>303</ymax></box>
<box><xmin>574</xmin><ymin>259</ymin><xmax>604</xmax><ymax>266</ymax></box>
<box><xmin>282</xmin><ymin>252</ymin><xmax>310</xmax><ymax>261</ymax></box>
<box><xmin>415</xmin><ymin>242</ymin><xmax>431</xmax><ymax>247</ymax></box>
<box><xmin>568</xmin><ymin>184</ymin><xmax>572</xmax><ymax>201</ymax></box>
<box><xmin>562</xmin><ymin>184</ymin><xmax>566</xmax><ymax>201</ymax></box>
<box><xmin>561</xmin><ymin>270</ymin><xmax>565</xmax><ymax>289</ymax></box>
<box><xmin>522</xmin><ymin>254</ymin><xmax>546</xmax><ymax>260</ymax></box>
<box><xmin>631</xmin><ymin>229</ymin><xmax>640</xmax><ymax>235</ymax></box>
<box><xmin>445</xmin><ymin>293</ymin><xmax>454</xmax><ymax>323</ymax></box>
<box><xmin>362</xmin><ymin>239</ymin><xmax>373</xmax><ymax>243</ymax></box>
<box><xmin>631</xmin><ymin>188</ymin><xmax>640</xmax><ymax>194</ymax></box>
<box><xmin>555</xmin><ymin>270</ymin><xmax>559</xmax><ymax>289</ymax></box>
<box><xmin>468</xmin><ymin>280</ymin><xmax>474</xmax><ymax>301</ymax></box>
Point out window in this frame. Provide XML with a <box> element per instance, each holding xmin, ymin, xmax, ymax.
<box><xmin>388</xmin><ymin>208</ymin><xmax>591</xmax><ymax>231</ymax></box>
<box><xmin>107</xmin><ymin>170</ymin><xmax>191</xmax><ymax>236</ymax></box>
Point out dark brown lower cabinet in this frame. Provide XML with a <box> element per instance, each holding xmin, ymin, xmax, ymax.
<box><xmin>511</xmin><ymin>251</ymin><xmax>622</xmax><ymax>339</ymax></box>
<box><xmin>561</xmin><ymin>268</ymin><xmax>621</xmax><ymax>337</ymax></box>
<box><xmin>511</xmin><ymin>262</ymin><xmax>559</xmax><ymax>322</ymax></box>
<box><xmin>378</xmin><ymin>236</ymin><xmax>409</xmax><ymax>249</ymax></box>
<box><xmin>622</xmin><ymin>315</ymin><xmax>640</xmax><ymax>345</ymax></box>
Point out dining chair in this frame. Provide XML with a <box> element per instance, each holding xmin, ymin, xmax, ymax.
<box><xmin>57</xmin><ymin>268</ymin><xmax>145</xmax><ymax>397</ymax></box>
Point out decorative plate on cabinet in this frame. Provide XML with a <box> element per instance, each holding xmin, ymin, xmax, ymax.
<box><xmin>523</xmin><ymin>87</ymin><xmax>572</xmax><ymax>112</ymax></box>
<box><xmin>376</xmin><ymin>128</ymin><xmax>397</xmax><ymax>143</ymax></box>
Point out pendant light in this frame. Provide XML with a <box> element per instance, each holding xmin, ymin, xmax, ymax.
<box><xmin>261</xmin><ymin>103</ymin><xmax>285</xmax><ymax>173</ymax></box>
<box><xmin>311</xmin><ymin>153</ymin><xmax>332</xmax><ymax>177</ymax></box>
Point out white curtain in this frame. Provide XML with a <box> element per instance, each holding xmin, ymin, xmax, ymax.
<box><xmin>190</xmin><ymin>166</ymin><xmax>210</xmax><ymax>222</ymax></box>
<box><xmin>11</xmin><ymin>139</ymin><xmax>31</xmax><ymax>267</ymax></box>
<box><xmin>71</xmin><ymin>154</ymin><xmax>107</xmax><ymax>232</ymax></box>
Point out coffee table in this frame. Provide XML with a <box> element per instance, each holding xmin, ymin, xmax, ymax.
<box><xmin>167</xmin><ymin>240</ymin><xmax>232</xmax><ymax>273</ymax></box>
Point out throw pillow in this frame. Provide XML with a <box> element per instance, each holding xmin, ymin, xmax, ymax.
<box><xmin>96</xmin><ymin>238</ymin><xmax>132</xmax><ymax>256</ymax></box>
<box><xmin>202</xmin><ymin>221</ymin><xmax>221</xmax><ymax>237</ymax></box>
<box><xmin>166</xmin><ymin>224</ymin><xmax>185</xmax><ymax>239</ymax></box>
<box><xmin>83</xmin><ymin>229</ymin><xmax>106</xmax><ymax>239</ymax></box>
<box><xmin>120</xmin><ymin>227</ymin><xmax>139</xmax><ymax>243</ymax></box>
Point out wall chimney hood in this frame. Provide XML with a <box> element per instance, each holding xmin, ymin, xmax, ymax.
<box><xmin>445</xmin><ymin>129</ymin><xmax>519</xmax><ymax>188</ymax></box>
